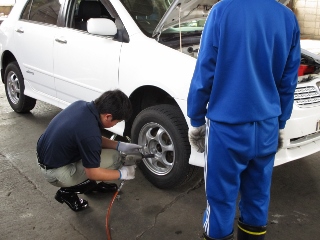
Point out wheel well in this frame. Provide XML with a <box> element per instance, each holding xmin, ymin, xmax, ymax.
<box><xmin>1</xmin><ymin>51</ymin><xmax>17</xmax><ymax>83</ymax></box>
<box><xmin>124</xmin><ymin>86</ymin><xmax>179</xmax><ymax>136</ymax></box>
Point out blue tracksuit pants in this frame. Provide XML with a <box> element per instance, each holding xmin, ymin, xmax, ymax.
<box><xmin>203</xmin><ymin>118</ymin><xmax>278</xmax><ymax>238</ymax></box>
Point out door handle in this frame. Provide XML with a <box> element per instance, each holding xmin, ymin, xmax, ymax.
<box><xmin>55</xmin><ymin>38</ymin><xmax>67</xmax><ymax>44</ymax></box>
<box><xmin>15</xmin><ymin>28</ymin><xmax>24</xmax><ymax>33</ymax></box>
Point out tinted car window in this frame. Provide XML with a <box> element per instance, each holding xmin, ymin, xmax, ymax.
<box><xmin>70</xmin><ymin>0</ymin><xmax>115</xmax><ymax>31</ymax></box>
<box><xmin>21</xmin><ymin>0</ymin><xmax>61</xmax><ymax>25</ymax></box>
<box><xmin>21</xmin><ymin>1</ymin><xmax>32</xmax><ymax>20</ymax></box>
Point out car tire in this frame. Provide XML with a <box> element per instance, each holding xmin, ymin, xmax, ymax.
<box><xmin>131</xmin><ymin>104</ymin><xmax>196</xmax><ymax>189</ymax></box>
<box><xmin>4</xmin><ymin>61</ymin><xmax>36</xmax><ymax>113</ymax></box>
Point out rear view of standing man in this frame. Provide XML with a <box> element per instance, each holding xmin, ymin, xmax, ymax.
<box><xmin>187</xmin><ymin>0</ymin><xmax>300</xmax><ymax>240</ymax></box>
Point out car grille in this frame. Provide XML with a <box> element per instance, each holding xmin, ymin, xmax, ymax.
<box><xmin>294</xmin><ymin>86</ymin><xmax>320</xmax><ymax>107</ymax></box>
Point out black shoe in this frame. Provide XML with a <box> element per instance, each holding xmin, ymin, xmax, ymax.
<box><xmin>237</xmin><ymin>220</ymin><xmax>266</xmax><ymax>240</ymax></box>
<box><xmin>55</xmin><ymin>189</ymin><xmax>88</xmax><ymax>212</ymax></box>
<box><xmin>66</xmin><ymin>179</ymin><xmax>97</xmax><ymax>194</ymax></box>
<box><xmin>203</xmin><ymin>232</ymin><xmax>234</xmax><ymax>240</ymax></box>
<box><xmin>85</xmin><ymin>182</ymin><xmax>118</xmax><ymax>194</ymax></box>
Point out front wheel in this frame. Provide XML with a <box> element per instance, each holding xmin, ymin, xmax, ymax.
<box><xmin>4</xmin><ymin>61</ymin><xmax>36</xmax><ymax>113</ymax></box>
<box><xmin>131</xmin><ymin>104</ymin><xmax>196</xmax><ymax>189</ymax></box>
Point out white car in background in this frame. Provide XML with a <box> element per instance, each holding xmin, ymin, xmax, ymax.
<box><xmin>0</xmin><ymin>0</ymin><xmax>319</xmax><ymax>189</ymax></box>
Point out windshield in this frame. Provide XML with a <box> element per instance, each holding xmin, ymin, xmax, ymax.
<box><xmin>120</xmin><ymin>0</ymin><xmax>206</xmax><ymax>37</ymax></box>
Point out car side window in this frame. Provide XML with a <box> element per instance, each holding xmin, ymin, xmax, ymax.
<box><xmin>21</xmin><ymin>0</ymin><xmax>61</xmax><ymax>25</ymax></box>
<box><xmin>21</xmin><ymin>1</ymin><xmax>32</xmax><ymax>20</ymax></box>
<box><xmin>70</xmin><ymin>0</ymin><xmax>115</xmax><ymax>31</ymax></box>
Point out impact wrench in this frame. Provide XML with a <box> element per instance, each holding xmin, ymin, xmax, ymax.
<box><xmin>106</xmin><ymin>152</ymin><xmax>155</xmax><ymax>240</ymax></box>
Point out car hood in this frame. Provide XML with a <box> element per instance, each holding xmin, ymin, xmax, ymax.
<box><xmin>153</xmin><ymin>0</ymin><xmax>290</xmax><ymax>37</ymax></box>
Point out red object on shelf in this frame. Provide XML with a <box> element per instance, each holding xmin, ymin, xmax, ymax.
<box><xmin>298</xmin><ymin>64</ymin><xmax>315</xmax><ymax>76</ymax></box>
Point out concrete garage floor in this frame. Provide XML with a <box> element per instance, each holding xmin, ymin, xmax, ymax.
<box><xmin>1</xmin><ymin>82</ymin><xmax>320</xmax><ymax>240</ymax></box>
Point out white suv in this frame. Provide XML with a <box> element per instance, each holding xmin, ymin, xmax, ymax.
<box><xmin>1</xmin><ymin>0</ymin><xmax>319</xmax><ymax>189</ymax></box>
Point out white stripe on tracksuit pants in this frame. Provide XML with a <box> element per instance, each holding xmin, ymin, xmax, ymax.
<box><xmin>202</xmin><ymin>118</ymin><xmax>278</xmax><ymax>239</ymax></box>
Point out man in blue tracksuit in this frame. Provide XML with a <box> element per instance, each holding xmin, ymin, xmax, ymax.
<box><xmin>187</xmin><ymin>0</ymin><xmax>300</xmax><ymax>239</ymax></box>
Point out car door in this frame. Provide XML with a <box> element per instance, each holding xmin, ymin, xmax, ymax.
<box><xmin>53</xmin><ymin>0</ymin><xmax>121</xmax><ymax>105</ymax></box>
<box><xmin>12</xmin><ymin>0</ymin><xmax>61</xmax><ymax>98</ymax></box>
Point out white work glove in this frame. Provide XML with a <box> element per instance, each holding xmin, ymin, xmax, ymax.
<box><xmin>188</xmin><ymin>124</ymin><xmax>206</xmax><ymax>153</ymax></box>
<box><xmin>117</xmin><ymin>141</ymin><xmax>142</xmax><ymax>154</ymax></box>
<box><xmin>118</xmin><ymin>165</ymin><xmax>136</xmax><ymax>180</ymax></box>
<box><xmin>278</xmin><ymin>129</ymin><xmax>285</xmax><ymax>151</ymax></box>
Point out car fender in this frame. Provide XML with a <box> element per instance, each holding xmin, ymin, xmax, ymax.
<box><xmin>118</xmin><ymin>33</ymin><xmax>196</xmax><ymax>100</ymax></box>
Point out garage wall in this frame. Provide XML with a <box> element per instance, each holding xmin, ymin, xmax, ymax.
<box><xmin>0</xmin><ymin>6</ymin><xmax>12</xmax><ymax>15</ymax></box>
<box><xmin>0</xmin><ymin>0</ymin><xmax>14</xmax><ymax>15</ymax></box>
<box><xmin>294</xmin><ymin>0</ymin><xmax>320</xmax><ymax>39</ymax></box>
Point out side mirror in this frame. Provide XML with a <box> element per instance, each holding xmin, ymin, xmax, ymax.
<box><xmin>87</xmin><ymin>18</ymin><xmax>117</xmax><ymax>36</ymax></box>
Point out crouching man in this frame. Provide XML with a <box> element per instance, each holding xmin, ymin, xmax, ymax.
<box><xmin>36</xmin><ymin>89</ymin><xmax>141</xmax><ymax>211</ymax></box>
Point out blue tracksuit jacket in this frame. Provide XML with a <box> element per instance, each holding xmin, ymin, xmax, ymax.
<box><xmin>187</xmin><ymin>0</ymin><xmax>301</xmax><ymax>129</ymax></box>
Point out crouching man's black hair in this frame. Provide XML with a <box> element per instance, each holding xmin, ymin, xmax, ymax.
<box><xmin>94</xmin><ymin>89</ymin><xmax>132</xmax><ymax>121</ymax></box>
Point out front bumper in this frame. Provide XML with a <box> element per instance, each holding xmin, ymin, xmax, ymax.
<box><xmin>189</xmin><ymin>106</ymin><xmax>320</xmax><ymax>168</ymax></box>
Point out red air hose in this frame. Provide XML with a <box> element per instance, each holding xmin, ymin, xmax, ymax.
<box><xmin>106</xmin><ymin>181</ymin><xmax>125</xmax><ymax>240</ymax></box>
